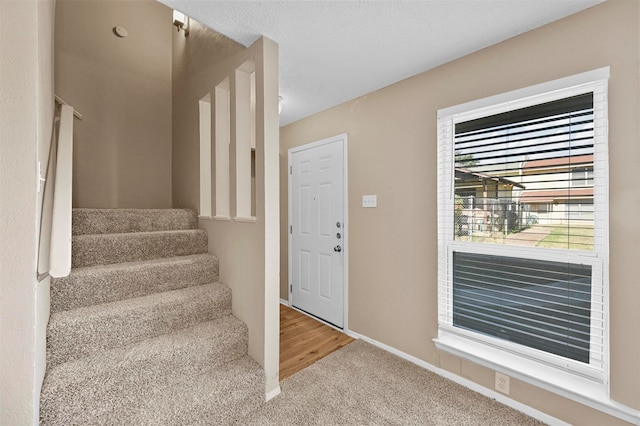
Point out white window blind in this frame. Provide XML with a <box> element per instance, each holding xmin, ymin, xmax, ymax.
<box><xmin>453</xmin><ymin>93</ymin><xmax>594</xmax><ymax>249</ymax></box>
<box><xmin>437</xmin><ymin>72</ymin><xmax>608</xmax><ymax>382</ymax></box>
<box><xmin>452</xmin><ymin>252</ymin><xmax>595</xmax><ymax>364</ymax></box>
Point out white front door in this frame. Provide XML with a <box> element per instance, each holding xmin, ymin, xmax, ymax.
<box><xmin>289</xmin><ymin>135</ymin><xmax>345</xmax><ymax>328</ymax></box>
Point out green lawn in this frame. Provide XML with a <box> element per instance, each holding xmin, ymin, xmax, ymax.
<box><xmin>536</xmin><ymin>226</ymin><xmax>593</xmax><ymax>251</ymax></box>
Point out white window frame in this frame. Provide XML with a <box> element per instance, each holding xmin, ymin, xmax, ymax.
<box><xmin>435</xmin><ymin>68</ymin><xmax>610</xmax><ymax>402</ymax></box>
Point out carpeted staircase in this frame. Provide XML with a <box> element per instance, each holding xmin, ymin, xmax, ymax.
<box><xmin>40</xmin><ymin>208</ymin><xmax>264</xmax><ymax>425</ymax></box>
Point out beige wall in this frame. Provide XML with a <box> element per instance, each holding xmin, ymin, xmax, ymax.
<box><xmin>55</xmin><ymin>0</ymin><xmax>173</xmax><ymax>208</ymax></box>
<box><xmin>280</xmin><ymin>1</ymin><xmax>639</xmax><ymax>424</ymax></box>
<box><xmin>0</xmin><ymin>0</ymin><xmax>55</xmax><ymax>423</ymax></box>
<box><xmin>172</xmin><ymin>21</ymin><xmax>281</xmax><ymax>396</ymax></box>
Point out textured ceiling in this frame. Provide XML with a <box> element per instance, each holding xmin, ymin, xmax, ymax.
<box><xmin>160</xmin><ymin>0</ymin><xmax>604</xmax><ymax>126</ymax></box>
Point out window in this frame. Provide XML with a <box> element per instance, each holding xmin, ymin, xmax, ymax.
<box><xmin>436</xmin><ymin>69</ymin><xmax>609</xmax><ymax>387</ymax></box>
<box><xmin>571</xmin><ymin>167</ymin><xmax>594</xmax><ymax>187</ymax></box>
<box><xmin>530</xmin><ymin>202</ymin><xmax>551</xmax><ymax>214</ymax></box>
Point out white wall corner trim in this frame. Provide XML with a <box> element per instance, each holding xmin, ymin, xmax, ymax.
<box><xmin>346</xmin><ymin>330</ymin><xmax>600</xmax><ymax>426</ymax></box>
<box><xmin>265</xmin><ymin>385</ymin><xmax>281</xmax><ymax>402</ymax></box>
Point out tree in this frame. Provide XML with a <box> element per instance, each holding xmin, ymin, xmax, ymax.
<box><xmin>455</xmin><ymin>150</ymin><xmax>478</xmax><ymax>167</ymax></box>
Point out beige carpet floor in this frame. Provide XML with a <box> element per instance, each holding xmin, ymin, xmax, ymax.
<box><xmin>239</xmin><ymin>339</ymin><xmax>546</xmax><ymax>425</ymax></box>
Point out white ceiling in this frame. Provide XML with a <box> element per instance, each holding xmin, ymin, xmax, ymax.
<box><xmin>160</xmin><ymin>0</ymin><xmax>604</xmax><ymax>127</ymax></box>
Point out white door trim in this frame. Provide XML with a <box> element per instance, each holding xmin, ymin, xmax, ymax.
<box><xmin>288</xmin><ymin>133</ymin><xmax>348</xmax><ymax>332</ymax></box>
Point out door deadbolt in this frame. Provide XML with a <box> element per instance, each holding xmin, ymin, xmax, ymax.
<box><xmin>336</xmin><ymin>232</ymin><xmax>341</xmax><ymax>239</ymax></box>
<box><xmin>334</xmin><ymin>245</ymin><xmax>342</xmax><ymax>253</ymax></box>
<box><xmin>336</xmin><ymin>222</ymin><xmax>341</xmax><ymax>228</ymax></box>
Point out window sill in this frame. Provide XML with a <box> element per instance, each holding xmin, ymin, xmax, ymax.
<box><xmin>432</xmin><ymin>333</ymin><xmax>634</xmax><ymax>421</ymax></box>
<box><xmin>213</xmin><ymin>215</ymin><xmax>231</xmax><ymax>221</ymax></box>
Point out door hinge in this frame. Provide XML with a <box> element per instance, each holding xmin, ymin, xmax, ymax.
<box><xmin>290</xmin><ymin>225</ymin><xmax>292</xmax><ymax>234</ymax></box>
<box><xmin>290</xmin><ymin>284</ymin><xmax>293</xmax><ymax>292</ymax></box>
<box><xmin>290</xmin><ymin>165</ymin><xmax>292</xmax><ymax>175</ymax></box>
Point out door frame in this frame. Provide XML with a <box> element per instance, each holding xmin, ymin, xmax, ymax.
<box><xmin>287</xmin><ymin>133</ymin><xmax>349</xmax><ymax>332</ymax></box>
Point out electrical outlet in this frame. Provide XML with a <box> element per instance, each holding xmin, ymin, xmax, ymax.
<box><xmin>495</xmin><ymin>372</ymin><xmax>510</xmax><ymax>395</ymax></box>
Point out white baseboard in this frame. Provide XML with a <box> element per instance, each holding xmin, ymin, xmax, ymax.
<box><xmin>345</xmin><ymin>330</ymin><xmax>570</xmax><ymax>426</ymax></box>
<box><xmin>346</xmin><ymin>331</ymin><xmax>640</xmax><ymax>425</ymax></box>
<box><xmin>279</xmin><ymin>298</ymin><xmax>289</xmax><ymax>306</ymax></box>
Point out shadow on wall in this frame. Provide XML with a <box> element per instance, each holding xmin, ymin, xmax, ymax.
<box><xmin>55</xmin><ymin>0</ymin><xmax>173</xmax><ymax>208</ymax></box>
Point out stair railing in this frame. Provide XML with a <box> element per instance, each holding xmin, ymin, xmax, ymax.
<box><xmin>47</xmin><ymin>96</ymin><xmax>82</xmax><ymax>279</ymax></box>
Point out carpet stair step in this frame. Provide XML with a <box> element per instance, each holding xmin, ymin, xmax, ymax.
<box><xmin>47</xmin><ymin>282</ymin><xmax>231</xmax><ymax>366</ymax></box>
<box><xmin>51</xmin><ymin>254</ymin><xmax>219</xmax><ymax>313</ymax></box>
<box><xmin>72</xmin><ymin>208</ymin><xmax>198</xmax><ymax>235</ymax></box>
<box><xmin>124</xmin><ymin>356</ymin><xmax>264</xmax><ymax>426</ymax></box>
<box><xmin>72</xmin><ymin>229</ymin><xmax>208</xmax><ymax>268</ymax></box>
<box><xmin>40</xmin><ymin>318</ymin><xmax>258</xmax><ymax>425</ymax></box>
<box><xmin>43</xmin><ymin>207</ymin><xmax>264</xmax><ymax>424</ymax></box>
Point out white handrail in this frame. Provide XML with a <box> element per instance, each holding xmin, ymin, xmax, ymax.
<box><xmin>49</xmin><ymin>104</ymin><xmax>74</xmax><ymax>278</ymax></box>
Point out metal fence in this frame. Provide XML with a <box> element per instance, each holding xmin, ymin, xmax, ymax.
<box><xmin>454</xmin><ymin>195</ymin><xmax>533</xmax><ymax>237</ymax></box>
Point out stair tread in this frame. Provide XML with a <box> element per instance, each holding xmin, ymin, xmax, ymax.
<box><xmin>72</xmin><ymin>208</ymin><xmax>198</xmax><ymax>235</ymax></box>
<box><xmin>129</xmin><ymin>355</ymin><xmax>264</xmax><ymax>425</ymax></box>
<box><xmin>41</xmin><ymin>320</ymin><xmax>260</xmax><ymax>425</ymax></box>
<box><xmin>75</xmin><ymin>228</ymin><xmax>205</xmax><ymax>237</ymax></box>
<box><xmin>47</xmin><ymin>282</ymin><xmax>231</xmax><ymax>366</ymax></box>
<box><xmin>52</xmin><ymin>253</ymin><xmax>219</xmax><ymax>313</ymax></box>
<box><xmin>72</xmin><ymin>229</ymin><xmax>208</xmax><ymax>268</ymax></box>
<box><xmin>43</xmin><ymin>315</ymin><xmax>248</xmax><ymax>388</ymax></box>
<box><xmin>67</xmin><ymin>252</ymin><xmax>217</xmax><ymax>274</ymax></box>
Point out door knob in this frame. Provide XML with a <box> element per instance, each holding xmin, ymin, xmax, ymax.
<box><xmin>334</xmin><ymin>245</ymin><xmax>342</xmax><ymax>253</ymax></box>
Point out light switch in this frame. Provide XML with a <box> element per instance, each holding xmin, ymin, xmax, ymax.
<box><xmin>362</xmin><ymin>195</ymin><xmax>377</xmax><ymax>208</ymax></box>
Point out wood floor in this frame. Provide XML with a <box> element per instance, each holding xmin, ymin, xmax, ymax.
<box><xmin>279</xmin><ymin>304</ymin><xmax>354</xmax><ymax>381</ymax></box>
